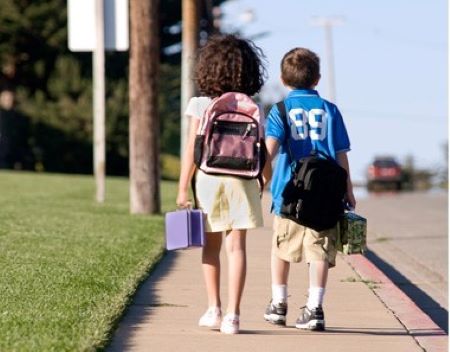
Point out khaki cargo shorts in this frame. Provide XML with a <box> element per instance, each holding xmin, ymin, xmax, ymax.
<box><xmin>272</xmin><ymin>215</ymin><xmax>337</xmax><ymax>267</ymax></box>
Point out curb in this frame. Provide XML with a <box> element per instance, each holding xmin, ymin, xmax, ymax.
<box><xmin>343</xmin><ymin>253</ymin><xmax>447</xmax><ymax>352</ymax></box>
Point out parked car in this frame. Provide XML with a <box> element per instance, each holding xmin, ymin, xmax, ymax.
<box><xmin>367</xmin><ymin>156</ymin><xmax>403</xmax><ymax>191</ymax></box>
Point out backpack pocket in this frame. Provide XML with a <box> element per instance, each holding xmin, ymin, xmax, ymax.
<box><xmin>206</xmin><ymin>121</ymin><xmax>258</xmax><ymax>171</ymax></box>
<box><xmin>280</xmin><ymin>156</ymin><xmax>348</xmax><ymax>231</ymax></box>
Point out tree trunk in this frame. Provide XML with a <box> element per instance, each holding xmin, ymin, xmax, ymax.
<box><xmin>129</xmin><ymin>0</ymin><xmax>160</xmax><ymax>214</ymax></box>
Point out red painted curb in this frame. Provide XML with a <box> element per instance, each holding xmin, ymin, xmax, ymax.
<box><xmin>343</xmin><ymin>254</ymin><xmax>448</xmax><ymax>352</ymax></box>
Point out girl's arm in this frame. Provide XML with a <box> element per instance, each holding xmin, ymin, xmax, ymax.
<box><xmin>336</xmin><ymin>151</ymin><xmax>356</xmax><ymax>209</ymax></box>
<box><xmin>176</xmin><ymin>117</ymin><xmax>201</xmax><ymax>207</ymax></box>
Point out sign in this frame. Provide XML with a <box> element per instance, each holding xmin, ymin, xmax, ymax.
<box><xmin>68</xmin><ymin>0</ymin><xmax>129</xmax><ymax>52</ymax></box>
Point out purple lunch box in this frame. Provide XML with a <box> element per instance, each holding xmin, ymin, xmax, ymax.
<box><xmin>165</xmin><ymin>209</ymin><xmax>205</xmax><ymax>250</ymax></box>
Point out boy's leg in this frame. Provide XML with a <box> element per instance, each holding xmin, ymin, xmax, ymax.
<box><xmin>270</xmin><ymin>215</ymin><xmax>298</xmax><ymax>302</ymax></box>
<box><xmin>265</xmin><ymin>215</ymin><xmax>303</xmax><ymax>325</ymax></box>
<box><xmin>264</xmin><ymin>254</ymin><xmax>290</xmax><ymax>325</ymax></box>
<box><xmin>271</xmin><ymin>253</ymin><xmax>290</xmax><ymax>302</ymax></box>
<box><xmin>295</xmin><ymin>226</ymin><xmax>337</xmax><ymax>331</ymax></box>
<box><xmin>307</xmin><ymin>260</ymin><xmax>328</xmax><ymax>309</ymax></box>
<box><xmin>271</xmin><ymin>253</ymin><xmax>290</xmax><ymax>285</ymax></box>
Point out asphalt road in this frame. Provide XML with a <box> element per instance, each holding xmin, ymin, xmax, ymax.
<box><xmin>356</xmin><ymin>189</ymin><xmax>448</xmax><ymax>332</ymax></box>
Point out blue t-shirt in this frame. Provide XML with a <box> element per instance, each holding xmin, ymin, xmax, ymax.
<box><xmin>265</xmin><ymin>89</ymin><xmax>351</xmax><ymax>215</ymax></box>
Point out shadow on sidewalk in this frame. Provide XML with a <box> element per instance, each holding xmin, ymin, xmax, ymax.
<box><xmin>106</xmin><ymin>250</ymin><xmax>179</xmax><ymax>352</ymax></box>
<box><xmin>237</xmin><ymin>327</ymin><xmax>444</xmax><ymax>336</ymax></box>
<box><xmin>324</xmin><ymin>327</ymin><xmax>445</xmax><ymax>337</ymax></box>
<box><xmin>365</xmin><ymin>249</ymin><xmax>448</xmax><ymax>334</ymax></box>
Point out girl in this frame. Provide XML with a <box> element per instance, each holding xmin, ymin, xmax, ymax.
<box><xmin>176</xmin><ymin>34</ymin><xmax>266</xmax><ymax>334</ymax></box>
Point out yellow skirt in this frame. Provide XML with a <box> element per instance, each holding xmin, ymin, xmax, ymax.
<box><xmin>195</xmin><ymin>171</ymin><xmax>264</xmax><ymax>232</ymax></box>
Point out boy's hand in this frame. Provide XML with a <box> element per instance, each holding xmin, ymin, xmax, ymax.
<box><xmin>345</xmin><ymin>188</ymin><xmax>356</xmax><ymax>210</ymax></box>
<box><xmin>336</xmin><ymin>152</ymin><xmax>356</xmax><ymax>210</ymax></box>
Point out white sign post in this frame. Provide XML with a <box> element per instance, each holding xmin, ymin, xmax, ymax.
<box><xmin>68</xmin><ymin>0</ymin><xmax>129</xmax><ymax>203</ymax></box>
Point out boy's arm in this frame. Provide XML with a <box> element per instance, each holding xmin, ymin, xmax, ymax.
<box><xmin>336</xmin><ymin>151</ymin><xmax>356</xmax><ymax>209</ymax></box>
<box><xmin>262</xmin><ymin>137</ymin><xmax>280</xmax><ymax>185</ymax></box>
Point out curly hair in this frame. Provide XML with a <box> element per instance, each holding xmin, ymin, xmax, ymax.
<box><xmin>195</xmin><ymin>34</ymin><xmax>266</xmax><ymax>97</ymax></box>
<box><xmin>281</xmin><ymin>48</ymin><xmax>320</xmax><ymax>89</ymax></box>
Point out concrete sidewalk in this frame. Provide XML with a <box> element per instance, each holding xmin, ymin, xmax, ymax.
<box><xmin>107</xmin><ymin>194</ymin><xmax>447</xmax><ymax>352</ymax></box>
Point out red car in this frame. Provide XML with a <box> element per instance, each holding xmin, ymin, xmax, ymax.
<box><xmin>367</xmin><ymin>157</ymin><xmax>403</xmax><ymax>191</ymax></box>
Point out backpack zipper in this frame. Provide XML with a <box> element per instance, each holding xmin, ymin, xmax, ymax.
<box><xmin>212</xmin><ymin>121</ymin><xmax>257</xmax><ymax>138</ymax></box>
<box><xmin>243</xmin><ymin>123</ymin><xmax>254</xmax><ymax>138</ymax></box>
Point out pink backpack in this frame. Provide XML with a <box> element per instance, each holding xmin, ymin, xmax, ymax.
<box><xmin>194</xmin><ymin>92</ymin><xmax>266</xmax><ymax>179</ymax></box>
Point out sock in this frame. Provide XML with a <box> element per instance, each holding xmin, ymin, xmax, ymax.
<box><xmin>307</xmin><ymin>287</ymin><xmax>325</xmax><ymax>309</ymax></box>
<box><xmin>272</xmin><ymin>284</ymin><xmax>287</xmax><ymax>304</ymax></box>
<box><xmin>208</xmin><ymin>306</ymin><xmax>221</xmax><ymax>314</ymax></box>
<box><xmin>225</xmin><ymin>313</ymin><xmax>239</xmax><ymax>319</ymax></box>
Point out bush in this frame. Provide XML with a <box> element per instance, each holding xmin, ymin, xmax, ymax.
<box><xmin>161</xmin><ymin>153</ymin><xmax>180</xmax><ymax>181</ymax></box>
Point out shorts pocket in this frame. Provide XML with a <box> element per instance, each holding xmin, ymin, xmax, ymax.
<box><xmin>274</xmin><ymin>217</ymin><xmax>290</xmax><ymax>248</ymax></box>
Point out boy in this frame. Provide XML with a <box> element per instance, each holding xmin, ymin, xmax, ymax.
<box><xmin>262</xmin><ymin>48</ymin><xmax>356</xmax><ymax>330</ymax></box>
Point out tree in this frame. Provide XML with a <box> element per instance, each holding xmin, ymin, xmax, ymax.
<box><xmin>0</xmin><ymin>0</ymin><xmax>228</xmax><ymax>176</ymax></box>
<box><xmin>129</xmin><ymin>0</ymin><xmax>160</xmax><ymax>214</ymax></box>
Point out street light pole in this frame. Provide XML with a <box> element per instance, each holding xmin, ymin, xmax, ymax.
<box><xmin>180</xmin><ymin>0</ymin><xmax>199</xmax><ymax>155</ymax></box>
<box><xmin>311</xmin><ymin>16</ymin><xmax>344</xmax><ymax>103</ymax></box>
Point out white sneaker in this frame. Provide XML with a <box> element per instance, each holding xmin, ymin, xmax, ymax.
<box><xmin>220</xmin><ymin>313</ymin><xmax>239</xmax><ymax>334</ymax></box>
<box><xmin>198</xmin><ymin>307</ymin><xmax>222</xmax><ymax>328</ymax></box>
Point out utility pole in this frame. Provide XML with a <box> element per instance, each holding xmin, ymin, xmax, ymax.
<box><xmin>180</xmin><ymin>0</ymin><xmax>199</xmax><ymax>155</ymax></box>
<box><xmin>93</xmin><ymin>0</ymin><xmax>106</xmax><ymax>203</ymax></box>
<box><xmin>311</xmin><ymin>16</ymin><xmax>344</xmax><ymax>103</ymax></box>
<box><xmin>129</xmin><ymin>0</ymin><xmax>160</xmax><ymax>214</ymax></box>
<box><xmin>68</xmin><ymin>0</ymin><xmax>129</xmax><ymax>203</ymax></box>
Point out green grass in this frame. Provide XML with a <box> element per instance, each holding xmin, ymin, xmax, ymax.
<box><xmin>341</xmin><ymin>276</ymin><xmax>381</xmax><ymax>289</ymax></box>
<box><xmin>0</xmin><ymin>171</ymin><xmax>177</xmax><ymax>351</ymax></box>
<box><xmin>374</xmin><ymin>236</ymin><xmax>391</xmax><ymax>242</ymax></box>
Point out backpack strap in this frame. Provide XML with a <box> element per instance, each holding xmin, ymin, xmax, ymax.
<box><xmin>191</xmin><ymin>172</ymin><xmax>198</xmax><ymax>209</ymax></box>
<box><xmin>276</xmin><ymin>101</ymin><xmax>295</xmax><ymax>164</ymax></box>
<box><xmin>311</xmin><ymin>149</ymin><xmax>339</xmax><ymax>165</ymax></box>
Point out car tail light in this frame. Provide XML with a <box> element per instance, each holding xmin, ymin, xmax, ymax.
<box><xmin>379</xmin><ymin>167</ymin><xmax>400</xmax><ymax>177</ymax></box>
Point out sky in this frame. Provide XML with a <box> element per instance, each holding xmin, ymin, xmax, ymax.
<box><xmin>220</xmin><ymin>0</ymin><xmax>448</xmax><ymax>183</ymax></box>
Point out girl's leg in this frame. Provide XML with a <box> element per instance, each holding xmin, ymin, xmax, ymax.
<box><xmin>202</xmin><ymin>231</ymin><xmax>223</xmax><ymax>308</ymax></box>
<box><xmin>224</xmin><ymin>229</ymin><xmax>247</xmax><ymax>315</ymax></box>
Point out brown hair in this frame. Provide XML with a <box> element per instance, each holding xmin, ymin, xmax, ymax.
<box><xmin>195</xmin><ymin>34</ymin><xmax>266</xmax><ymax>97</ymax></box>
<box><xmin>281</xmin><ymin>48</ymin><xmax>320</xmax><ymax>89</ymax></box>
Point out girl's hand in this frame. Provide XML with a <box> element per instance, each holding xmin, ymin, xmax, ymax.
<box><xmin>176</xmin><ymin>190</ymin><xmax>192</xmax><ymax>208</ymax></box>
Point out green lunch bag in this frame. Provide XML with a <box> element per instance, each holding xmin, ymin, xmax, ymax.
<box><xmin>337</xmin><ymin>212</ymin><xmax>367</xmax><ymax>255</ymax></box>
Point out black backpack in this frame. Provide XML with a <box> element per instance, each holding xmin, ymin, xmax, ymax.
<box><xmin>277</xmin><ymin>102</ymin><xmax>348</xmax><ymax>231</ymax></box>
